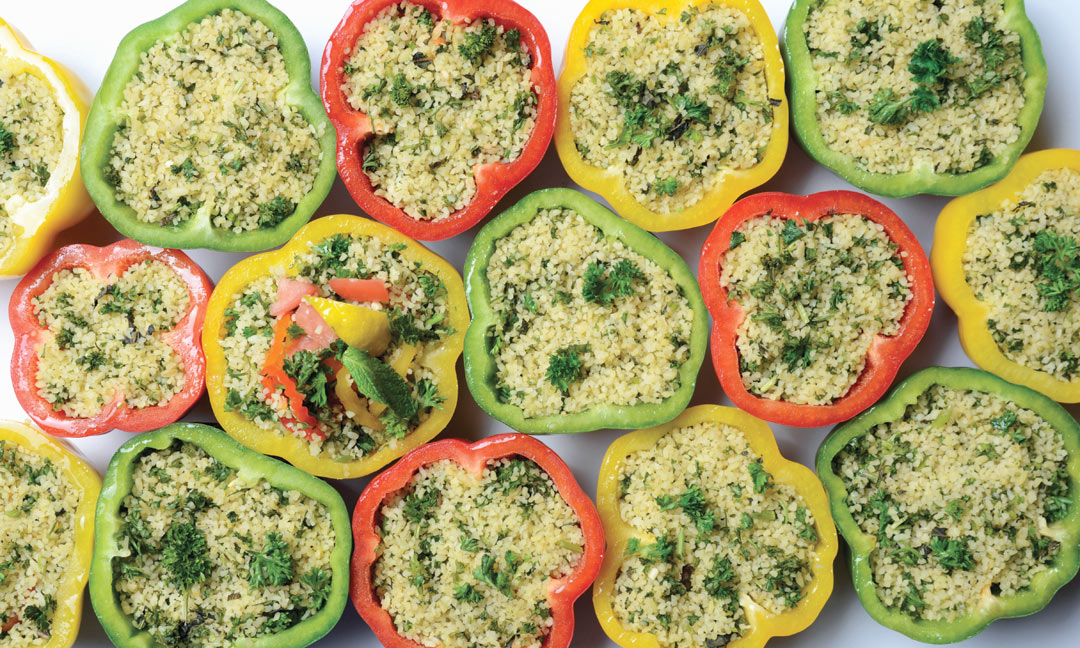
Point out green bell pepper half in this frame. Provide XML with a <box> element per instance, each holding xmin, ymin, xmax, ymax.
<box><xmin>80</xmin><ymin>0</ymin><xmax>336</xmax><ymax>251</ymax></box>
<box><xmin>816</xmin><ymin>367</ymin><xmax>1080</xmax><ymax>643</ymax></box>
<box><xmin>782</xmin><ymin>0</ymin><xmax>1047</xmax><ymax>198</ymax></box>
<box><xmin>89</xmin><ymin>422</ymin><xmax>351</xmax><ymax>648</ymax></box>
<box><xmin>463</xmin><ymin>188</ymin><xmax>709</xmax><ymax>434</ymax></box>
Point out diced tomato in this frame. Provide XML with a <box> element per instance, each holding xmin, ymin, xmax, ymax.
<box><xmin>329</xmin><ymin>277</ymin><xmax>390</xmax><ymax>303</ymax></box>
<box><xmin>1</xmin><ymin>614</ymin><xmax>17</xmax><ymax>633</ymax></box>
<box><xmin>292</xmin><ymin>301</ymin><xmax>339</xmax><ymax>348</ymax></box>
<box><xmin>270</xmin><ymin>277</ymin><xmax>318</xmax><ymax>317</ymax></box>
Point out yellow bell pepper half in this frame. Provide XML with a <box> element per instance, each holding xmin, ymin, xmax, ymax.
<box><xmin>933</xmin><ymin>149</ymin><xmax>1080</xmax><ymax>403</ymax></box>
<box><xmin>0</xmin><ymin>19</ymin><xmax>92</xmax><ymax>276</ymax></box>
<box><xmin>554</xmin><ymin>0</ymin><xmax>787</xmax><ymax>232</ymax></box>
<box><xmin>203</xmin><ymin>214</ymin><xmax>468</xmax><ymax>479</ymax></box>
<box><xmin>593</xmin><ymin>405</ymin><xmax>837</xmax><ymax>648</ymax></box>
<box><xmin>0</xmin><ymin>420</ymin><xmax>100</xmax><ymax>648</ymax></box>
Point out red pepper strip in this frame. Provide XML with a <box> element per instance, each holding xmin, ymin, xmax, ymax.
<box><xmin>1</xmin><ymin>614</ymin><xmax>17</xmax><ymax>633</ymax></box>
<box><xmin>320</xmin><ymin>0</ymin><xmax>556</xmax><ymax>240</ymax></box>
<box><xmin>8</xmin><ymin>239</ymin><xmax>212</xmax><ymax>438</ymax></box>
<box><xmin>698</xmin><ymin>191</ymin><xmax>935</xmax><ymax>428</ymax></box>
<box><xmin>351</xmin><ymin>433</ymin><xmax>605</xmax><ymax>648</ymax></box>
<box><xmin>328</xmin><ymin>277</ymin><xmax>390</xmax><ymax>303</ymax></box>
<box><xmin>261</xmin><ymin>313</ymin><xmax>324</xmax><ymax>440</ymax></box>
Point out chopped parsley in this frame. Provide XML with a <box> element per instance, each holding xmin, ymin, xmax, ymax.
<box><xmin>546</xmin><ymin>344</ymin><xmax>590</xmax><ymax>394</ymax></box>
<box><xmin>248</xmin><ymin>532</ymin><xmax>294</xmax><ymax>588</ymax></box>
<box><xmin>582</xmin><ymin>260</ymin><xmax>646</xmax><ymax>306</ymax></box>
<box><xmin>160</xmin><ymin>521</ymin><xmax>213</xmax><ymax>589</ymax></box>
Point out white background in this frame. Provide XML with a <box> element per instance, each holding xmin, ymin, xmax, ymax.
<box><xmin>1</xmin><ymin>1</ymin><xmax>1078</xmax><ymax>646</ymax></box>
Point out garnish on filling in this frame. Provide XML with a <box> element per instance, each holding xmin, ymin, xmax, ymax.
<box><xmin>804</xmin><ymin>0</ymin><xmax>1025</xmax><ymax>175</ymax></box>
<box><xmin>114</xmin><ymin>441</ymin><xmax>335</xmax><ymax>646</ymax></box>
<box><xmin>106</xmin><ymin>9</ymin><xmax>323</xmax><ymax>232</ymax></box>
<box><xmin>32</xmin><ymin>259</ymin><xmax>190</xmax><ymax>418</ymax></box>
<box><xmin>613</xmin><ymin>422</ymin><xmax>819</xmax><ymax>647</ymax></box>
<box><xmin>219</xmin><ymin>234</ymin><xmax>452</xmax><ymax>462</ymax></box>
<box><xmin>963</xmin><ymin>167</ymin><xmax>1080</xmax><ymax>381</ymax></box>
<box><xmin>484</xmin><ymin>207</ymin><xmax>694</xmax><ymax>419</ymax></box>
<box><xmin>0</xmin><ymin>55</ymin><xmax>65</xmax><ymax>257</ymax></box>
<box><xmin>569</xmin><ymin>5</ymin><xmax>775</xmax><ymax>213</ymax></box>
<box><xmin>374</xmin><ymin>457</ymin><xmax>583</xmax><ymax>648</ymax></box>
<box><xmin>720</xmin><ymin>214</ymin><xmax>912</xmax><ymax>405</ymax></box>
<box><xmin>0</xmin><ymin>440</ymin><xmax>81</xmax><ymax>646</ymax></box>
<box><xmin>834</xmin><ymin>385</ymin><xmax>1070</xmax><ymax>622</ymax></box>
<box><xmin>343</xmin><ymin>1</ymin><xmax>537</xmax><ymax>222</ymax></box>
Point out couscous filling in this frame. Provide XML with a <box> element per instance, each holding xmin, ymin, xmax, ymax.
<box><xmin>0</xmin><ymin>441</ymin><xmax>82</xmax><ymax>646</ymax></box>
<box><xmin>33</xmin><ymin>260</ymin><xmax>190</xmax><ymax>418</ymax></box>
<box><xmin>613</xmin><ymin>421</ymin><xmax>820</xmax><ymax>648</ymax></box>
<box><xmin>568</xmin><ymin>5</ymin><xmax>776</xmax><ymax>213</ymax></box>
<box><xmin>834</xmin><ymin>384</ymin><xmax>1070</xmax><ymax>622</ymax></box>
<box><xmin>963</xmin><ymin>167</ymin><xmax>1080</xmax><ymax>381</ymax></box>
<box><xmin>114</xmin><ymin>441</ymin><xmax>335</xmax><ymax>646</ymax></box>
<box><xmin>804</xmin><ymin>0</ymin><xmax>1025</xmax><ymax>175</ymax></box>
<box><xmin>106</xmin><ymin>9</ymin><xmax>322</xmax><ymax>232</ymax></box>
<box><xmin>343</xmin><ymin>1</ymin><xmax>537</xmax><ymax>222</ymax></box>
<box><xmin>484</xmin><ymin>207</ymin><xmax>694</xmax><ymax>419</ymax></box>
<box><xmin>0</xmin><ymin>55</ymin><xmax>65</xmax><ymax>256</ymax></box>
<box><xmin>219</xmin><ymin>233</ymin><xmax>452</xmax><ymax>462</ymax></box>
<box><xmin>374</xmin><ymin>457</ymin><xmax>583</xmax><ymax>648</ymax></box>
<box><xmin>720</xmin><ymin>214</ymin><xmax>912</xmax><ymax>405</ymax></box>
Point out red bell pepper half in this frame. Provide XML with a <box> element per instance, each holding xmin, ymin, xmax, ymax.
<box><xmin>698</xmin><ymin>191</ymin><xmax>934</xmax><ymax>427</ymax></box>
<box><xmin>351</xmin><ymin>433</ymin><xmax>604</xmax><ymax>648</ymax></box>
<box><xmin>320</xmin><ymin>0</ymin><xmax>556</xmax><ymax>241</ymax></box>
<box><xmin>9</xmin><ymin>239</ymin><xmax>212</xmax><ymax>437</ymax></box>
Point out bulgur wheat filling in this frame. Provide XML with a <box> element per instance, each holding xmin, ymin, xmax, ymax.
<box><xmin>220</xmin><ymin>233</ymin><xmax>452</xmax><ymax>461</ymax></box>
<box><xmin>568</xmin><ymin>5</ymin><xmax>775</xmax><ymax>213</ymax></box>
<box><xmin>0</xmin><ymin>56</ymin><xmax>65</xmax><ymax>256</ymax></box>
<box><xmin>613</xmin><ymin>421</ymin><xmax>820</xmax><ymax>647</ymax></box>
<box><xmin>106</xmin><ymin>9</ymin><xmax>323</xmax><ymax>232</ymax></box>
<box><xmin>963</xmin><ymin>167</ymin><xmax>1080</xmax><ymax>381</ymax></box>
<box><xmin>804</xmin><ymin>0</ymin><xmax>1025</xmax><ymax>175</ymax></box>
<box><xmin>484</xmin><ymin>208</ymin><xmax>694</xmax><ymax>419</ymax></box>
<box><xmin>343</xmin><ymin>2</ymin><xmax>537</xmax><ymax>221</ymax></box>
<box><xmin>834</xmin><ymin>384</ymin><xmax>1071</xmax><ymax>622</ymax></box>
<box><xmin>0</xmin><ymin>440</ymin><xmax>82</xmax><ymax>646</ymax></box>
<box><xmin>374</xmin><ymin>457</ymin><xmax>583</xmax><ymax>648</ymax></box>
<box><xmin>113</xmin><ymin>441</ymin><xmax>335</xmax><ymax>646</ymax></box>
<box><xmin>32</xmin><ymin>260</ymin><xmax>190</xmax><ymax>418</ymax></box>
<box><xmin>720</xmin><ymin>214</ymin><xmax>912</xmax><ymax>405</ymax></box>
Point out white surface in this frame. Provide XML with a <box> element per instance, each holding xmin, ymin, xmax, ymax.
<box><xmin>1</xmin><ymin>1</ymin><xmax>1078</xmax><ymax>646</ymax></box>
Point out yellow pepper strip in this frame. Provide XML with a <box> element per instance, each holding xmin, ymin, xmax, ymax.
<box><xmin>0</xmin><ymin>420</ymin><xmax>100</xmax><ymax>648</ymax></box>
<box><xmin>302</xmin><ymin>295</ymin><xmax>391</xmax><ymax>356</ymax></box>
<box><xmin>203</xmin><ymin>214</ymin><xmax>468</xmax><ymax>479</ymax></box>
<box><xmin>553</xmin><ymin>0</ymin><xmax>787</xmax><ymax>232</ymax></box>
<box><xmin>368</xmin><ymin>343</ymin><xmax>417</xmax><ymax>417</ymax></box>
<box><xmin>933</xmin><ymin>149</ymin><xmax>1080</xmax><ymax>403</ymax></box>
<box><xmin>0</xmin><ymin>19</ymin><xmax>92</xmax><ymax>276</ymax></box>
<box><xmin>593</xmin><ymin>405</ymin><xmax>837</xmax><ymax>648</ymax></box>
<box><xmin>334</xmin><ymin>368</ymin><xmax>385</xmax><ymax>431</ymax></box>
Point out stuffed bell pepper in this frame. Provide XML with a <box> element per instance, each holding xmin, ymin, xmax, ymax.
<box><xmin>817</xmin><ymin>367</ymin><xmax>1080</xmax><ymax>643</ymax></box>
<box><xmin>699</xmin><ymin>191</ymin><xmax>934</xmax><ymax>427</ymax></box>
<box><xmin>9</xmin><ymin>239</ymin><xmax>212</xmax><ymax>437</ymax></box>
<box><xmin>783</xmin><ymin>0</ymin><xmax>1046</xmax><ymax>197</ymax></box>
<box><xmin>593</xmin><ymin>405</ymin><xmax>837</xmax><ymax>648</ymax></box>
<box><xmin>464</xmin><ymin>188</ymin><xmax>708</xmax><ymax>434</ymax></box>
<box><xmin>554</xmin><ymin>0</ymin><xmax>788</xmax><ymax>232</ymax></box>
<box><xmin>203</xmin><ymin>214</ymin><xmax>467</xmax><ymax>479</ymax></box>
<box><xmin>934</xmin><ymin>148</ymin><xmax>1080</xmax><ymax>403</ymax></box>
<box><xmin>0</xmin><ymin>18</ymin><xmax>93</xmax><ymax>277</ymax></box>
<box><xmin>351</xmin><ymin>433</ymin><xmax>603</xmax><ymax>648</ymax></box>
<box><xmin>321</xmin><ymin>0</ymin><xmax>556</xmax><ymax>240</ymax></box>
<box><xmin>89</xmin><ymin>422</ymin><xmax>350</xmax><ymax>648</ymax></box>
<box><xmin>80</xmin><ymin>0</ymin><xmax>336</xmax><ymax>251</ymax></box>
<box><xmin>0</xmin><ymin>420</ymin><xmax>100</xmax><ymax>648</ymax></box>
